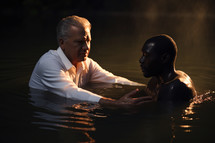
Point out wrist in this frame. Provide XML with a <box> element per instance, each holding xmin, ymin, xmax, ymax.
<box><xmin>98</xmin><ymin>97</ymin><xmax>118</xmax><ymax>109</ymax></box>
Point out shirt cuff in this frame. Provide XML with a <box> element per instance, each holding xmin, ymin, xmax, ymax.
<box><xmin>87</xmin><ymin>94</ymin><xmax>102</xmax><ymax>103</ymax></box>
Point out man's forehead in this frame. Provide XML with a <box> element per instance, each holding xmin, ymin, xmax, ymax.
<box><xmin>84</xmin><ymin>28</ymin><xmax>91</xmax><ymax>38</ymax></box>
<box><xmin>142</xmin><ymin>42</ymin><xmax>156</xmax><ymax>53</ymax></box>
<box><xmin>70</xmin><ymin>26</ymin><xmax>91</xmax><ymax>39</ymax></box>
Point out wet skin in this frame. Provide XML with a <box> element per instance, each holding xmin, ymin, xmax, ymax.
<box><xmin>139</xmin><ymin>37</ymin><xmax>196</xmax><ymax>102</ymax></box>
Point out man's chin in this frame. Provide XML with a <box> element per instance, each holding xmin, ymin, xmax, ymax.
<box><xmin>79</xmin><ymin>57</ymin><xmax>88</xmax><ymax>62</ymax></box>
<box><xmin>83</xmin><ymin>56</ymin><xmax>88</xmax><ymax>61</ymax></box>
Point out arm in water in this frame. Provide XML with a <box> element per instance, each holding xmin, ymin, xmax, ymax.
<box><xmin>99</xmin><ymin>89</ymin><xmax>153</xmax><ymax>111</ymax></box>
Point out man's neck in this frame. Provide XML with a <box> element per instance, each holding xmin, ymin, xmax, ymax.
<box><xmin>158</xmin><ymin>66</ymin><xmax>177</xmax><ymax>84</ymax></box>
<box><xmin>72</xmin><ymin>61</ymin><xmax>78</xmax><ymax>68</ymax></box>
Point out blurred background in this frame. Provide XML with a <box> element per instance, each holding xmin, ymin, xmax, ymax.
<box><xmin>1</xmin><ymin>0</ymin><xmax>215</xmax><ymax>92</ymax></box>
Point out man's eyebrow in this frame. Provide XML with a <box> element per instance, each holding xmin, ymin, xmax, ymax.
<box><xmin>76</xmin><ymin>36</ymin><xmax>87</xmax><ymax>41</ymax></box>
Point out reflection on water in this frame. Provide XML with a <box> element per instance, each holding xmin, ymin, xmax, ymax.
<box><xmin>168</xmin><ymin>90</ymin><xmax>215</xmax><ymax>143</ymax></box>
<box><xmin>28</xmin><ymin>84</ymin><xmax>143</xmax><ymax>132</ymax></box>
<box><xmin>29</xmin><ymin>88</ymin><xmax>105</xmax><ymax>132</ymax></box>
<box><xmin>180</xmin><ymin>90</ymin><xmax>215</xmax><ymax>132</ymax></box>
<box><xmin>27</xmin><ymin>86</ymin><xmax>215</xmax><ymax>143</ymax></box>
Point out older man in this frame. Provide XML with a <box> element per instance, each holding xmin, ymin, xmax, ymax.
<box><xmin>29</xmin><ymin>15</ymin><xmax>151</xmax><ymax>110</ymax></box>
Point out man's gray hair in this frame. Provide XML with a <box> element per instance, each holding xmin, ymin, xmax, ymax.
<box><xmin>56</xmin><ymin>15</ymin><xmax>91</xmax><ymax>44</ymax></box>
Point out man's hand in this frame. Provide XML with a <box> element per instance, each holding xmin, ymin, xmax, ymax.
<box><xmin>98</xmin><ymin>89</ymin><xmax>153</xmax><ymax>111</ymax></box>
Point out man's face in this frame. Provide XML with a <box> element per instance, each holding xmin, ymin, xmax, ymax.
<box><xmin>60</xmin><ymin>26</ymin><xmax>91</xmax><ymax>66</ymax></box>
<box><xmin>139</xmin><ymin>42</ymin><xmax>162</xmax><ymax>77</ymax></box>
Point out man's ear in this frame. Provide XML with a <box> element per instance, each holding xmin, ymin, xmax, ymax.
<box><xmin>161</xmin><ymin>53</ymin><xmax>170</xmax><ymax>63</ymax></box>
<box><xmin>59</xmin><ymin>39</ymin><xmax>64</xmax><ymax>49</ymax></box>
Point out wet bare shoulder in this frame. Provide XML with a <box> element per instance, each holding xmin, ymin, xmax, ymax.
<box><xmin>158</xmin><ymin>75</ymin><xmax>196</xmax><ymax>102</ymax></box>
<box><xmin>176</xmin><ymin>70</ymin><xmax>195</xmax><ymax>90</ymax></box>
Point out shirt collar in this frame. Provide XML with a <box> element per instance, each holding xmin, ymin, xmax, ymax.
<box><xmin>57</xmin><ymin>47</ymin><xmax>85</xmax><ymax>71</ymax></box>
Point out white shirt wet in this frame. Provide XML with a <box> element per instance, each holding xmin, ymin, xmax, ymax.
<box><xmin>29</xmin><ymin>47</ymin><xmax>143</xmax><ymax>102</ymax></box>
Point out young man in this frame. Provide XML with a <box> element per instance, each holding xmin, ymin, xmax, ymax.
<box><xmin>139</xmin><ymin>34</ymin><xmax>197</xmax><ymax>102</ymax></box>
<box><xmin>29</xmin><ymin>15</ymin><xmax>152</xmax><ymax>110</ymax></box>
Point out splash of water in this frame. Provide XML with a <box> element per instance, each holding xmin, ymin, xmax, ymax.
<box><xmin>191</xmin><ymin>90</ymin><xmax>215</xmax><ymax>104</ymax></box>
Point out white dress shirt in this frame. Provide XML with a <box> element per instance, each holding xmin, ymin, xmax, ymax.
<box><xmin>29</xmin><ymin>47</ymin><xmax>143</xmax><ymax>102</ymax></box>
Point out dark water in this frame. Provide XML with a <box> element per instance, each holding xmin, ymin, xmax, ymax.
<box><xmin>1</xmin><ymin>10</ymin><xmax>215</xmax><ymax>143</ymax></box>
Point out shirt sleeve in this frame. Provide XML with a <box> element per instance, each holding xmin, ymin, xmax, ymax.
<box><xmin>38</xmin><ymin>59</ymin><xmax>102</xmax><ymax>102</ymax></box>
<box><xmin>89</xmin><ymin>59</ymin><xmax>144</xmax><ymax>86</ymax></box>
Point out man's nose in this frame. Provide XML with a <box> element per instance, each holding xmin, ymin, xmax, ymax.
<box><xmin>139</xmin><ymin>57</ymin><xmax>144</xmax><ymax>63</ymax></box>
<box><xmin>139</xmin><ymin>56</ymin><xmax>145</xmax><ymax>63</ymax></box>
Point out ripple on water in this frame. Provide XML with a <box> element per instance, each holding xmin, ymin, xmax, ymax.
<box><xmin>29</xmin><ymin>89</ymin><xmax>106</xmax><ymax>132</ymax></box>
<box><xmin>172</xmin><ymin>90</ymin><xmax>215</xmax><ymax>135</ymax></box>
